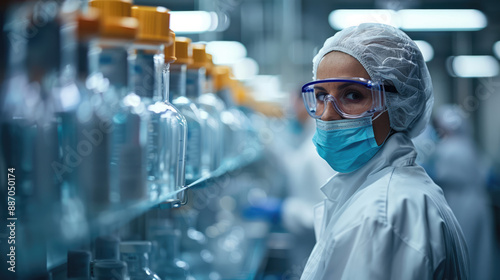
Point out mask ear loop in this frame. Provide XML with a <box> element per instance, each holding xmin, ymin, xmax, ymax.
<box><xmin>372</xmin><ymin>109</ymin><xmax>388</xmax><ymax>121</ymax></box>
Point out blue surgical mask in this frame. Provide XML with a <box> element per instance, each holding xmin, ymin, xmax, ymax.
<box><xmin>312</xmin><ymin>115</ymin><xmax>383</xmax><ymax>173</ymax></box>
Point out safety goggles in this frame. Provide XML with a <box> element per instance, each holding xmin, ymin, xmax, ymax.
<box><xmin>302</xmin><ymin>78</ymin><xmax>395</xmax><ymax>119</ymax></box>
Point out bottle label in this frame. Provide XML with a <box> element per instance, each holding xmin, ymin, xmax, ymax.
<box><xmin>131</xmin><ymin>53</ymin><xmax>156</xmax><ymax>99</ymax></box>
<box><xmin>99</xmin><ymin>48</ymin><xmax>128</xmax><ymax>88</ymax></box>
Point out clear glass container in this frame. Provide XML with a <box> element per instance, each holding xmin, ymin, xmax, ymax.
<box><xmin>129</xmin><ymin>43</ymin><xmax>168</xmax><ymax>201</ymax></box>
<box><xmin>120</xmin><ymin>241</ymin><xmax>161</xmax><ymax>280</ymax></box>
<box><xmin>97</xmin><ymin>38</ymin><xmax>149</xmax><ymax>204</ymax></box>
<box><xmin>162</xmin><ymin>62</ymin><xmax>187</xmax><ymax>197</ymax></box>
<box><xmin>187</xmin><ymin>67</ymin><xmax>221</xmax><ymax>174</ymax></box>
<box><xmin>198</xmin><ymin>79</ymin><xmax>226</xmax><ymax>173</ymax></box>
<box><xmin>216</xmin><ymin>86</ymin><xmax>248</xmax><ymax>162</ymax></box>
<box><xmin>170</xmin><ymin>63</ymin><xmax>203</xmax><ymax>183</ymax></box>
<box><xmin>58</xmin><ymin>16</ymin><xmax>113</xmax><ymax>215</ymax></box>
<box><xmin>0</xmin><ymin>3</ymin><xmax>69</xmax><ymax>275</ymax></box>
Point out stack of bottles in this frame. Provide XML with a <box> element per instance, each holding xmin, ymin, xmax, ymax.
<box><xmin>1</xmin><ymin>0</ymin><xmax>259</xmax><ymax>214</ymax></box>
<box><xmin>0</xmin><ymin>0</ymin><xmax>261</xmax><ymax>275</ymax></box>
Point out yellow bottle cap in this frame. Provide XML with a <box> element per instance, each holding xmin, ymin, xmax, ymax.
<box><xmin>173</xmin><ymin>37</ymin><xmax>193</xmax><ymax>65</ymax></box>
<box><xmin>89</xmin><ymin>0</ymin><xmax>138</xmax><ymax>39</ymax></box>
<box><xmin>205</xmin><ymin>53</ymin><xmax>214</xmax><ymax>76</ymax></box>
<box><xmin>165</xmin><ymin>30</ymin><xmax>176</xmax><ymax>63</ymax></box>
<box><xmin>131</xmin><ymin>5</ymin><xmax>172</xmax><ymax>44</ymax></box>
<box><xmin>189</xmin><ymin>44</ymin><xmax>207</xmax><ymax>69</ymax></box>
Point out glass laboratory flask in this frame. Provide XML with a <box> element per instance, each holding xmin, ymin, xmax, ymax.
<box><xmin>57</xmin><ymin>8</ymin><xmax>113</xmax><ymax>215</ymax></box>
<box><xmin>188</xmin><ymin>44</ymin><xmax>222</xmax><ymax>174</ymax></box>
<box><xmin>198</xmin><ymin>53</ymin><xmax>226</xmax><ymax>172</ymax></box>
<box><xmin>130</xmin><ymin>5</ymin><xmax>172</xmax><ymax>201</ymax></box>
<box><xmin>89</xmin><ymin>0</ymin><xmax>148</xmax><ymax>204</ymax></box>
<box><xmin>162</xmin><ymin>31</ymin><xmax>188</xmax><ymax>199</ymax></box>
<box><xmin>169</xmin><ymin>38</ymin><xmax>203</xmax><ymax>183</ymax></box>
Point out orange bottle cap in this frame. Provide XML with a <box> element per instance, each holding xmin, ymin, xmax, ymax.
<box><xmin>131</xmin><ymin>5</ymin><xmax>172</xmax><ymax>44</ymax></box>
<box><xmin>173</xmin><ymin>37</ymin><xmax>193</xmax><ymax>65</ymax></box>
<box><xmin>189</xmin><ymin>44</ymin><xmax>207</xmax><ymax>69</ymax></box>
<box><xmin>164</xmin><ymin>30</ymin><xmax>176</xmax><ymax>63</ymax></box>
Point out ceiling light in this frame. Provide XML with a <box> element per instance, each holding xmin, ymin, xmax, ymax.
<box><xmin>448</xmin><ymin>55</ymin><xmax>499</xmax><ymax>78</ymax></box>
<box><xmin>493</xmin><ymin>41</ymin><xmax>500</xmax><ymax>60</ymax></box>
<box><xmin>328</xmin><ymin>9</ymin><xmax>397</xmax><ymax>30</ymax></box>
<box><xmin>398</xmin><ymin>9</ymin><xmax>486</xmax><ymax>31</ymax></box>
<box><xmin>414</xmin><ymin>40</ymin><xmax>434</xmax><ymax>62</ymax></box>
<box><xmin>206</xmin><ymin>41</ymin><xmax>247</xmax><ymax>65</ymax></box>
<box><xmin>170</xmin><ymin>11</ymin><xmax>218</xmax><ymax>34</ymax></box>
<box><xmin>328</xmin><ymin>9</ymin><xmax>487</xmax><ymax>31</ymax></box>
<box><xmin>232</xmin><ymin>58</ymin><xmax>259</xmax><ymax>80</ymax></box>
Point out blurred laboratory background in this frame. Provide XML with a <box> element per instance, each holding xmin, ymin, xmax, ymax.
<box><xmin>0</xmin><ymin>0</ymin><xmax>500</xmax><ymax>279</ymax></box>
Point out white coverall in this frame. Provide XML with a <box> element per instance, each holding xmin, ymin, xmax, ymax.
<box><xmin>300</xmin><ymin>133</ymin><xmax>470</xmax><ymax>280</ymax></box>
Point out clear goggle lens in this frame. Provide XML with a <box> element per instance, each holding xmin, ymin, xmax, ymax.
<box><xmin>301</xmin><ymin>78</ymin><xmax>387</xmax><ymax>119</ymax></box>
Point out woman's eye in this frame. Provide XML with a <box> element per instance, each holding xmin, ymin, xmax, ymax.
<box><xmin>344</xmin><ymin>91</ymin><xmax>364</xmax><ymax>102</ymax></box>
<box><xmin>315</xmin><ymin>92</ymin><xmax>327</xmax><ymax>101</ymax></box>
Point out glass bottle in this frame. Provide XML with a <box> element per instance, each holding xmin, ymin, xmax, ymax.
<box><xmin>187</xmin><ymin>44</ymin><xmax>221</xmax><ymax>174</ymax></box>
<box><xmin>198</xmin><ymin>52</ymin><xmax>226</xmax><ymax>172</ymax></box>
<box><xmin>130</xmin><ymin>5</ymin><xmax>172</xmax><ymax>201</ymax></box>
<box><xmin>162</xmin><ymin>30</ymin><xmax>187</xmax><ymax>198</ymax></box>
<box><xmin>89</xmin><ymin>0</ymin><xmax>148</xmax><ymax>204</ymax></box>
<box><xmin>120</xmin><ymin>241</ymin><xmax>161</xmax><ymax>280</ymax></box>
<box><xmin>57</xmin><ymin>6</ymin><xmax>113</xmax><ymax>220</ymax></box>
<box><xmin>0</xmin><ymin>1</ymin><xmax>63</xmax><ymax>276</ymax></box>
<box><xmin>169</xmin><ymin>37</ymin><xmax>203</xmax><ymax>183</ymax></box>
<box><xmin>212</xmin><ymin>66</ymin><xmax>246</xmax><ymax>162</ymax></box>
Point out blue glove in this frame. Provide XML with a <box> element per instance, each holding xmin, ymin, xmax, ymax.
<box><xmin>242</xmin><ymin>197</ymin><xmax>283</xmax><ymax>223</ymax></box>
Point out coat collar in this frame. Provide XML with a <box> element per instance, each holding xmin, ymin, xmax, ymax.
<box><xmin>320</xmin><ymin>132</ymin><xmax>418</xmax><ymax>202</ymax></box>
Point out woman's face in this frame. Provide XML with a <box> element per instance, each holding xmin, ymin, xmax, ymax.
<box><xmin>316</xmin><ymin>51</ymin><xmax>391</xmax><ymax>145</ymax></box>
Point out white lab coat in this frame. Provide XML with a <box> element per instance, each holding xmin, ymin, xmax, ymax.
<box><xmin>300</xmin><ymin>133</ymin><xmax>470</xmax><ymax>280</ymax></box>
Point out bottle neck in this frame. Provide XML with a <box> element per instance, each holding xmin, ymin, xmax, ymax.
<box><xmin>26</xmin><ymin>11</ymin><xmax>61</xmax><ymax>84</ymax></box>
<box><xmin>60</xmin><ymin>20</ymin><xmax>78</xmax><ymax>85</ymax></box>
<box><xmin>76</xmin><ymin>39</ymin><xmax>100</xmax><ymax>82</ymax></box>
<box><xmin>162</xmin><ymin>63</ymin><xmax>170</xmax><ymax>102</ymax></box>
<box><xmin>169</xmin><ymin>63</ymin><xmax>187</xmax><ymax>101</ymax></box>
<box><xmin>218</xmin><ymin>87</ymin><xmax>235</xmax><ymax>108</ymax></box>
<box><xmin>130</xmin><ymin>47</ymin><xmax>164</xmax><ymax>103</ymax></box>
<box><xmin>205</xmin><ymin>75</ymin><xmax>214</xmax><ymax>94</ymax></box>
<box><xmin>186</xmin><ymin>67</ymin><xmax>205</xmax><ymax>99</ymax></box>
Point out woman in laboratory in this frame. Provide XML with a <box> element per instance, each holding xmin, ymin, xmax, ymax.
<box><xmin>299</xmin><ymin>23</ymin><xmax>469</xmax><ymax>280</ymax></box>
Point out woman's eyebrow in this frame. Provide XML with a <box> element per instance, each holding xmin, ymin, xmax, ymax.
<box><xmin>313</xmin><ymin>85</ymin><xmax>327</xmax><ymax>91</ymax></box>
<box><xmin>313</xmin><ymin>83</ymin><xmax>357</xmax><ymax>92</ymax></box>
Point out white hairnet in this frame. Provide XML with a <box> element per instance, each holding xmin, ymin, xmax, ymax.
<box><xmin>312</xmin><ymin>23</ymin><xmax>433</xmax><ymax>138</ymax></box>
